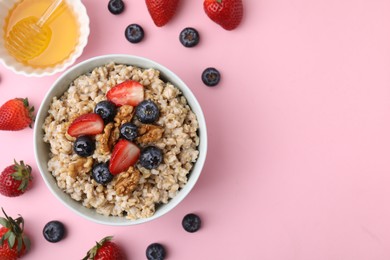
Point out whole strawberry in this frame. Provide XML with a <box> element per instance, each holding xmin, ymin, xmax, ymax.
<box><xmin>0</xmin><ymin>208</ymin><xmax>31</xmax><ymax>260</ymax></box>
<box><xmin>0</xmin><ymin>160</ymin><xmax>33</xmax><ymax>197</ymax></box>
<box><xmin>204</xmin><ymin>0</ymin><xmax>243</xmax><ymax>30</ymax></box>
<box><xmin>146</xmin><ymin>0</ymin><xmax>180</xmax><ymax>27</ymax></box>
<box><xmin>0</xmin><ymin>98</ymin><xmax>34</xmax><ymax>131</ymax></box>
<box><xmin>83</xmin><ymin>236</ymin><xmax>125</xmax><ymax>260</ymax></box>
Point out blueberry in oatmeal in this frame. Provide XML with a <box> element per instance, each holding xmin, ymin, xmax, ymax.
<box><xmin>94</xmin><ymin>100</ymin><xmax>117</xmax><ymax>124</ymax></box>
<box><xmin>135</xmin><ymin>100</ymin><xmax>159</xmax><ymax>124</ymax></box>
<box><xmin>73</xmin><ymin>136</ymin><xmax>95</xmax><ymax>157</ymax></box>
<box><xmin>146</xmin><ymin>243</ymin><xmax>166</xmax><ymax>260</ymax></box>
<box><xmin>182</xmin><ymin>213</ymin><xmax>201</xmax><ymax>233</ymax></box>
<box><xmin>139</xmin><ymin>146</ymin><xmax>163</xmax><ymax>169</ymax></box>
<box><xmin>92</xmin><ymin>162</ymin><xmax>113</xmax><ymax>185</ymax></box>
<box><xmin>120</xmin><ymin>122</ymin><xmax>138</xmax><ymax>141</ymax></box>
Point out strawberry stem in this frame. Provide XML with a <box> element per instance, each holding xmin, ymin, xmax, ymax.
<box><xmin>0</xmin><ymin>208</ymin><xmax>30</xmax><ymax>254</ymax></box>
<box><xmin>11</xmin><ymin>160</ymin><xmax>32</xmax><ymax>192</ymax></box>
<box><xmin>83</xmin><ymin>236</ymin><xmax>114</xmax><ymax>260</ymax></box>
<box><xmin>21</xmin><ymin>98</ymin><xmax>35</xmax><ymax>127</ymax></box>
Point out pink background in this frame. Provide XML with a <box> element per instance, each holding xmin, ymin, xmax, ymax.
<box><xmin>1</xmin><ymin>0</ymin><xmax>390</xmax><ymax>259</ymax></box>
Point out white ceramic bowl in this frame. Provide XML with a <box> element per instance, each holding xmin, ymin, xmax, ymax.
<box><xmin>0</xmin><ymin>0</ymin><xmax>89</xmax><ymax>76</ymax></box>
<box><xmin>34</xmin><ymin>54</ymin><xmax>208</xmax><ymax>225</ymax></box>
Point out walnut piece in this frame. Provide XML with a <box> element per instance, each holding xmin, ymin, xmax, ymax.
<box><xmin>137</xmin><ymin>124</ymin><xmax>164</xmax><ymax>144</ymax></box>
<box><xmin>96</xmin><ymin>123</ymin><xmax>117</xmax><ymax>155</ymax></box>
<box><xmin>114</xmin><ymin>105</ymin><xmax>134</xmax><ymax>127</ymax></box>
<box><xmin>115</xmin><ymin>166</ymin><xmax>141</xmax><ymax>196</ymax></box>
<box><xmin>68</xmin><ymin>157</ymin><xmax>93</xmax><ymax>178</ymax></box>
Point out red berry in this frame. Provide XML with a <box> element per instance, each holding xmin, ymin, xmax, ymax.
<box><xmin>83</xmin><ymin>236</ymin><xmax>125</xmax><ymax>260</ymax></box>
<box><xmin>0</xmin><ymin>160</ymin><xmax>33</xmax><ymax>197</ymax></box>
<box><xmin>109</xmin><ymin>139</ymin><xmax>140</xmax><ymax>175</ymax></box>
<box><xmin>67</xmin><ymin>113</ymin><xmax>104</xmax><ymax>137</ymax></box>
<box><xmin>0</xmin><ymin>233</ymin><xmax>18</xmax><ymax>260</ymax></box>
<box><xmin>145</xmin><ymin>0</ymin><xmax>180</xmax><ymax>27</ymax></box>
<box><xmin>0</xmin><ymin>209</ymin><xmax>30</xmax><ymax>259</ymax></box>
<box><xmin>203</xmin><ymin>0</ymin><xmax>243</xmax><ymax>30</ymax></box>
<box><xmin>107</xmin><ymin>80</ymin><xmax>144</xmax><ymax>106</ymax></box>
<box><xmin>0</xmin><ymin>98</ymin><xmax>34</xmax><ymax>131</ymax></box>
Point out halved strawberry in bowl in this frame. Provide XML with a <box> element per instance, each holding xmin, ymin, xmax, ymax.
<box><xmin>109</xmin><ymin>139</ymin><xmax>140</xmax><ymax>175</ymax></box>
<box><xmin>107</xmin><ymin>80</ymin><xmax>144</xmax><ymax>106</ymax></box>
<box><xmin>67</xmin><ymin>113</ymin><xmax>104</xmax><ymax>137</ymax></box>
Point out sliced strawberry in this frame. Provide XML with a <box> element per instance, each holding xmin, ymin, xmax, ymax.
<box><xmin>67</xmin><ymin>113</ymin><xmax>104</xmax><ymax>137</ymax></box>
<box><xmin>109</xmin><ymin>139</ymin><xmax>140</xmax><ymax>175</ymax></box>
<box><xmin>107</xmin><ymin>80</ymin><xmax>144</xmax><ymax>106</ymax></box>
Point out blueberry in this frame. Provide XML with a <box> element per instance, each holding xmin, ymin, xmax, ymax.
<box><xmin>139</xmin><ymin>146</ymin><xmax>163</xmax><ymax>169</ymax></box>
<box><xmin>74</xmin><ymin>136</ymin><xmax>95</xmax><ymax>157</ymax></box>
<box><xmin>125</xmin><ymin>24</ymin><xmax>144</xmax><ymax>43</ymax></box>
<box><xmin>108</xmin><ymin>0</ymin><xmax>125</xmax><ymax>15</ymax></box>
<box><xmin>146</xmin><ymin>243</ymin><xmax>166</xmax><ymax>260</ymax></box>
<box><xmin>182</xmin><ymin>213</ymin><xmax>201</xmax><ymax>233</ymax></box>
<box><xmin>43</xmin><ymin>221</ymin><xmax>66</xmax><ymax>243</ymax></box>
<box><xmin>120</xmin><ymin>122</ymin><xmax>138</xmax><ymax>141</ymax></box>
<box><xmin>201</xmin><ymin>67</ymin><xmax>220</xmax><ymax>87</ymax></box>
<box><xmin>92</xmin><ymin>162</ymin><xmax>113</xmax><ymax>185</ymax></box>
<box><xmin>135</xmin><ymin>100</ymin><xmax>160</xmax><ymax>124</ymax></box>
<box><xmin>94</xmin><ymin>100</ymin><xmax>117</xmax><ymax>124</ymax></box>
<box><xmin>179</xmin><ymin>27</ymin><xmax>200</xmax><ymax>48</ymax></box>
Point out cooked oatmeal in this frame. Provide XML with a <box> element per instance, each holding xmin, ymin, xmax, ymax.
<box><xmin>42</xmin><ymin>63</ymin><xmax>200</xmax><ymax>219</ymax></box>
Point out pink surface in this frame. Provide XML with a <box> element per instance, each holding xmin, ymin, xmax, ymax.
<box><xmin>1</xmin><ymin>0</ymin><xmax>390</xmax><ymax>259</ymax></box>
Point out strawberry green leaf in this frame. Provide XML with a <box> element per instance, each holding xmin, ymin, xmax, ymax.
<box><xmin>0</xmin><ymin>217</ymin><xmax>9</xmax><ymax>228</ymax></box>
<box><xmin>17</xmin><ymin>237</ymin><xmax>23</xmax><ymax>252</ymax></box>
<box><xmin>22</xmin><ymin>98</ymin><xmax>29</xmax><ymax>107</ymax></box>
<box><xmin>8</xmin><ymin>232</ymin><xmax>15</xmax><ymax>248</ymax></box>
<box><xmin>3</xmin><ymin>230</ymin><xmax>11</xmax><ymax>239</ymax></box>
<box><xmin>23</xmin><ymin>236</ymin><xmax>31</xmax><ymax>252</ymax></box>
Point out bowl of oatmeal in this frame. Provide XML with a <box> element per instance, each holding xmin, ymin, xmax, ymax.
<box><xmin>33</xmin><ymin>54</ymin><xmax>207</xmax><ymax>225</ymax></box>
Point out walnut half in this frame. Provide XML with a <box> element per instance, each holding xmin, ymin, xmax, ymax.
<box><xmin>114</xmin><ymin>105</ymin><xmax>134</xmax><ymax>127</ymax></box>
<box><xmin>114</xmin><ymin>166</ymin><xmax>141</xmax><ymax>196</ymax></box>
<box><xmin>96</xmin><ymin>123</ymin><xmax>120</xmax><ymax>155</ymax></box>
<box><xmin>136</xmin><ymin>124</ymin><xmax>164</xmax><ymax>144</ymax></box>
<box><xmin>68</xmin><ymin>157</ymin><xmax>93</xmax><ymax>179</ymax></box>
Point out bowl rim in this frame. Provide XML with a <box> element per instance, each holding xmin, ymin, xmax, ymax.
<box><xmin>0</xmin><ymin>0</ymin><xmax>90</xmax><ymax>77</ymax></box>
<box><xmin>33</xmin><ymin>54</ymin><xmax>208</xmax><ymax>226</ymax></box>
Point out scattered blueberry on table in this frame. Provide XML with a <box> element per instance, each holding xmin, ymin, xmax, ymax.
<box><xmin>43</xmin><ymin>221</ymin><xmax>66</xmax><ymax>243</ymax></box>
<box><xmin>125</xmin><ymin>24</ymin><xmax>145</xmax><ymax>43</ymax></box>
<box><xmin>146</xmin><ymin>243</ymin><xmax>166</xmax><ymax>260</ymax></box>
<box><xmin>202</xmin><ymin>67</ymin><xmax>221</xmax><ymax>87</ymax></box>
<box><xmin>182</xmin><ymin>213</ymin><xmax>202</xmax><ymax>233</ymax></box>
<box><xmin>179</xmin><ymin>27</ymin><xmax>200</xmax><ymax>48</ymax></box>
<box><xmin>108</xmin><ymin>0</ymin><xmax>125</xmax><ymax>15</ymax></box>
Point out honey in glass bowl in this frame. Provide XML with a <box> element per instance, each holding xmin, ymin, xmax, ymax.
<box><xmin>3</xmin><ymin>0</ymin><xmax>79</xmax><ymax>68</ymax></box>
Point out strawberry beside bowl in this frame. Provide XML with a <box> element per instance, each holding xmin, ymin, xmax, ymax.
<box><xmin>33</xmin><ymin>54</ymin><xmax>207</xmax><ymax>226</ymax></box>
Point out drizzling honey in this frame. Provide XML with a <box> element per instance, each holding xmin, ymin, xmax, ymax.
<box><xmin>3</xmin><ymin>0</ymin><xmax>79</xmax><ymax>68</ymax></box>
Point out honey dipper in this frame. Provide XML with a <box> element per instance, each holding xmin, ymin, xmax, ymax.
<box><xmin>5</xmin><ymin>0</ymin><xmax>63</xmax><ymax>62</ymax></box>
